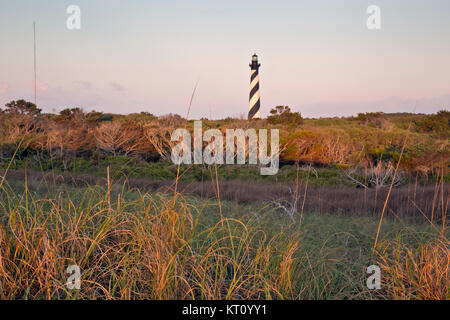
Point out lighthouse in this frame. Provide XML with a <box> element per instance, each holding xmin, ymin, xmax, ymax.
<box><xmin>248</xmin><ymin>54</ymin><xmax>261</xmax><ymax>119</ymax></box>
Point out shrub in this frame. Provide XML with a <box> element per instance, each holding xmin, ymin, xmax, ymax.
<box><xmin>3</xmin><ymin>100</ymin><xmax>41</xmax><ymax>116</ymax></box>
<box><xmin>267</xmin><ymin>106</ymin><xmax>303</xmax><ymax>127</ymax></box>
<box><xmin>415</xmin><ymin>109</ymin><xmax>450</xmax><ymax>137</ymax></box>
<box><xmin>357</xmin><ymin>112</ymin><xmax>391</xmax><ymax>129</ymax></box>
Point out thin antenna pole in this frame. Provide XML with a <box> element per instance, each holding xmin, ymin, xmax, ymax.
<box><xmin>33</xmin><ymin>21</ymin><xmax>37</xmax><ymax>106</ymax></box>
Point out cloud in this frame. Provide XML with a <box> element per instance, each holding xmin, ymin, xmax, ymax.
<box><xmin>0</xmin><ymin>82</ymin><xmax>9</xmax><ymax>95</ymax></box>
<box><xmin>74</xmin><ymin>80</ymin><xmax>93</xmax><ymax>90</ymax></box>
<box><xmin>29</xmin><ymin>80</ymin><xmax>49</xmax><ymax>92</ymax></box>
<box><xmin>110</xmin><ymin>82</ymin><xmax>126</xmax><ymax>92</ymax></box>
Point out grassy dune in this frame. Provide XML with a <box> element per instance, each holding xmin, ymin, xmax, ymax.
<box><xmin>0</xmin><ymin>105</ymin><xmax>448</xmax><ymax>300</ymax></box>
<box><xmin>0</xmin><ymin>175</ymin><xmax>447</xmax><ymax>300</ymax></box>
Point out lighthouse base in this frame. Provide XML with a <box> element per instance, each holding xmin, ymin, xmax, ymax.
<box><xmin>249</xmin><ymin>110</ymin><xmax>261</xmax><ymax>119</ymax></box>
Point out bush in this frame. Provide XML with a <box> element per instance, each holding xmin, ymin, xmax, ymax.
<box><xmin>267</xmin><ymin>106</ymin><xmax>303</xmax><ymax>127</ymax></box>
<box><xmin>356</xmin><ymin>112</ymin><xmax>390</xmax><ymax>129</ymax></box>
<box><xmin>3</xmin><ymin>100</ymin><xmax>41</xmax><ymax>116</ymax></box>
<box><xmin>415</xmin><ymin>110</ymin><xmax>450</xmax><ymax>136</ymax></box>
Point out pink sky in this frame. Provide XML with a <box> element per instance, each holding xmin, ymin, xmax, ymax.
<box><xmin>1</xmin><ymin>1</ymin><xmax>449</xmax><ymax>118</ymax></box>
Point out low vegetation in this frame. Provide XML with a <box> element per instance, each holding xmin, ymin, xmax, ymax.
<box><xmin>0</xmin><ymin>175</ymin><xmax>447</xmax><ymax>299</ymax></box>
<box><xmin>0</xmin><ymin>99</ymin><xmax>448</xmax><ymax>300</ymax></box>
<box><xmin>0</xmin><ymin>100</ymin><xmax>448</xmax><ymax>177</ymax></box>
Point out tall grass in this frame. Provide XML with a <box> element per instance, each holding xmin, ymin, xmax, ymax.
<box><xmin>375</xmin><ymin>235</ymin><xmax>449</xmax><ymax>299</ymax></box>
<box><xmin>0</xmin><ymin>172</ymin><xmax>446</xmax><ymax>300</ymax></box>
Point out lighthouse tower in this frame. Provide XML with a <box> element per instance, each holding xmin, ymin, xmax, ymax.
<box><xmin>248</xmin><ymin>54</ymin><xmax>261</xmax><ymax>119</ymax></box>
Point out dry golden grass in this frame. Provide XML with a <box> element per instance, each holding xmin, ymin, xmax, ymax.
<box><xmin>376</xmin><ymin>237</ymin><xmax>449</xmax><ymax>300</ymax></box>
<box><xmin>0</xmin><ymin>176</ymin><xmax>296</xmax><ymax>299</ymax></box>
<box><xmin>0</xmin><ymin>173</ymin><xmax>447</xmax><ymax>300</ymax></box>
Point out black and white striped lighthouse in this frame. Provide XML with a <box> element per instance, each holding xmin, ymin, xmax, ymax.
<box><xmin>248</xmin><ymin>54</ymin><xmax>261</xmax><ymax>119</ymax></box>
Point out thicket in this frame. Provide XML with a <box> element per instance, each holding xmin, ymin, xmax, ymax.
<box><xmin>0</xmin><ymin>100</ymin><xmax>448</xmax><ymax>177</ymax></box>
